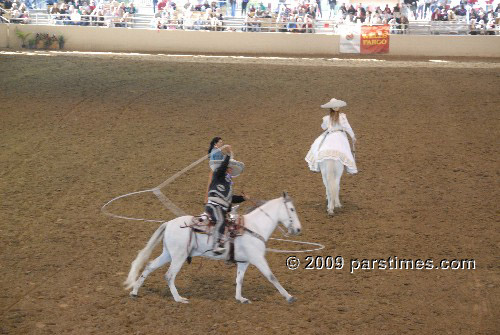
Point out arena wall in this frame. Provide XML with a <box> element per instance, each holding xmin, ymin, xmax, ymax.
<box><xmin>3</xmin><ymin>24</ymin><xmax>500</xmax><ymax>57</ymax></box>
<box><xmin>0</xmin><ymin>24</ymin><xmax>8</xmax><ymax>48</ymax></box>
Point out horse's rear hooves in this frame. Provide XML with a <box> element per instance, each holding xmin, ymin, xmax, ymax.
<box><xmin>287</xmin><ymin>296</ymin><xmax>297</xmax><ymax>303</ymax></box>
<box><xmin>129</xmin><ymin>292</ymin><xmax>138</xmax><ymax>299</ymax></box>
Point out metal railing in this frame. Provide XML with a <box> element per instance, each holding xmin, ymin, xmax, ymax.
<box><xmin>4</xmin><ymin>12</ymin><xmax>499</xmax><ymax>35</ymax></box>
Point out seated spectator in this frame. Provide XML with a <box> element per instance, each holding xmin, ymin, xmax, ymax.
<box><xmin>485</xmin><ymin>12</ymin><xmax>496</xmax><ymax>35</ymax></box>
<box><xmin>125</xmin><ymin>2</ymin><xmax>137</xmax><ymax>15</ymax></box>
<box><xmin>440</xmin><ymin>8</ymin><xmax>448</xmax><ymax>21</ymax></box>
<box><xmin>345</xmin><ymin>12</ymin><xmax>355</xmax><ymax>22</ymax></box>
<box><xmin>58</xmin><ymin>3</ymin><xmax>69</xmax><ymax>24</ymax></box>
<box><xmin>70</xmin><ymin>6</ymin><xmax>81</xmax><ymax>25</ymax></box>
<box><xmin>89</xmin><ymin>1</ymin><xmax>96</xmax><ymax>13</ymax></box>
<box><xmin>48</xmin><ymin>2</ymin><xmax>59</xmax><ymax>15</ymax></box>
<box><xmin>469</xmin><ymin>18</ymin><xmax>480</xmax><ymax>35</ymax></box>
<box><xmin>245</xmin><ymin>11</ymin><xmax>260</xmax><ymax>32</ymax></box>
<box><xmin>211</xmin><ymin>7</ymin><xmax>223</xmax><ymax>30</ymax></box>
<box><xmin>193</xmin><ymin>14</ymin><xmax>204</xmax><ymax>29</ymax></box>
<box><xmin>81</xmin><ymin>9</ymin><xmax>91</xmax><ymax>26</ymax></box>
<box><xmin>455</xmin><ymin>4</ymin><xmax>467</xmax><ymax>16</ymax></box>
<box><xmin>80</xmin><ymin>2</ymin><xmax>92</xmax><ymax>15</ymax></box>
<box><xmin>91</xmin><ymin>7</ymin><xmax>106</xmax><ymax>26</ymax></box>
<box><xmin>400</xmin><ymin>15</ymin><xmax>409</xmax><ymax>33</ymax></box>
<box><xmin>182</xmin><ymin>7</ymin><xmax>194</xmax><ymax>29</ymax></box>
<box><xmin>347</xmin><ymin>4</ymin><xmax>356</xmax><ymax>15</ymax></box>
<box><xmin>118</xmin><ymin>2</ymin><xmax>127</xmax><ymax>14</ymax></box>
<box><xmin>431</xmin><ymin>8</ymin><xmax>441</xmax><ymax>21</ymax></box>
<box><xmin>393</xmin><ymin>3</ymin><xmax>401</xmax><ymax>17</ymax></box>
<box><xmin>262</xmin><ymin>9</ymin><xmax>272</xmax><ymax>18</ymax></box>
<box><xmin>286</xmin><ymin>16</ymin><xmax>297</xmax><ymax>32</ymax></box>
<box><xmin>295</xmin><ymin>16</ymin><xmax>305</xmax><ymax>33</ymax></box>
<box><xmin>370</xmin><ymin>12</ymin><xmax>383</xmax><ymax>24</ymax></box>
<box><xmin>304</xmin><ymin>14</ymin><xmax>314</xmax><ymax>33</ymax></box>
<box><xmin>447</xmin><ymin>9</ymin><xmax>456</xmax><ymax>21</ymax></box>
<box><xmin>338</xmin><ymin>3</ymin><xmax>347</xmax><ymax>16</ymax></box>
<box><xmin>3</xmin><ymin>0</ymin><xmax>13</xmax><ymax>10</ymax></box>
<box><xmin>356</xmin><ymin>7</ymin><xmax>366</xmax><ymax>22</ymax></box>
<box><xmin>157</xmin><ymin>0</ymin><xmax>167</xmax><ymax>12</ymax></box>
<box><xmin>308</xmin><ymin>3</ymin><xmax>317</xmax><ymax>19</ymax></box>
<box><xmin>388</xmin><ymin>16</ymin><xmax>399</xmax><ymax>33</ymax></box>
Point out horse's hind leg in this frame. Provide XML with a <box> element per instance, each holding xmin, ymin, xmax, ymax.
<box><xmin>333</xmin><ymin>161</ymin><xmax>344</xmax><ymax>208</ymax></box>
<box><xmin>235</xmin><ymin>262</ymin><xmax>250</xmax><ymax>304</ymax></box>
<box><xmin>165</xmin><ymin>254</ymin><xmax>189</xmax><ymax>303</ymax></box>
<box><xmin>130</xmin><ymin>248</ymin><xmax>171</xmax><ymax>297</ymax></box>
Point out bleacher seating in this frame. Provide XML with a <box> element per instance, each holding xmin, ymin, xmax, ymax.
<box><xmin>3</xmin><ymin>9</ymin><xmax>498</xmax><ymax>35</ymax></box>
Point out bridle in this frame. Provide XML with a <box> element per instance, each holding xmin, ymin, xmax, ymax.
<box><xmin>247</xmin><ymin>196</ymin><xmax>296</xmax><ymax>238</ymax></box>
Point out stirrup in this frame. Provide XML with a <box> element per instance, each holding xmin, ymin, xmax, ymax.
<box><xmin>212</xmin><ymin>245</ymin><xmax>226</xmax><ymax>255</ymax></box>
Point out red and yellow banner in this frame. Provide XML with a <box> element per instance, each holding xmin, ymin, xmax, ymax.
<box><xmin>360</xmin><ymin>25</ymin><xmax>390</xmax><ymax>54</ymax></box>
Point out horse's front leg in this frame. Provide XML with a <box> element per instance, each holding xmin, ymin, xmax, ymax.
<box><xmin>320</xmin><ymin>161</ymin><xmax>334</xmax><ymax>215</ymax></box>
<box><xmin>251</xmin><ymin>256</ymin><xmax>296</xmax><ymax>303</ymax></box>
<box><xmin>235</xmin><ymin>262</ymin><xmax>250</xmax><ymax>303</ymax></box>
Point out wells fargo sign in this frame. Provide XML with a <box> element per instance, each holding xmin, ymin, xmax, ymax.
<box><xmin>360</xmin><ymin>25</ymin><xmax>390</xmax><ymax>54</ymax></box>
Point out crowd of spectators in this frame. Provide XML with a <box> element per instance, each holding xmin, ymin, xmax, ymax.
<box><xmin>47</xmin><ymin>0</ymin><xmax>137</xmax><ymax>27</ymax></box>
<box><xmin>1</xmin><ymin>0</ymin><xmax>499</xmax><ymax>34</ymax></box>
<box><xmin>1</xmin><ymin>0</ymin><xmax>32</xmax><ymax>23</ymax></box>
<box><xmin>0</xmin><ymin>0</ymin><xmax>138</xmax><ymax>26</ymax></box>
<box><xmin>151</xmin><ymin>0</ymin><xmax>228</xmax><ymax>30</ymax></box>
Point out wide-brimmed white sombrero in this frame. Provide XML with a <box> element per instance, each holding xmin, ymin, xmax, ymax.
<box><xmin>210</xmin><ymin>159</ymin><xmax>245</xmax><ymax>177</ymax></box>
<box><xmin>321</xmin><ymin>98</ymin><xmax>347</xmax><ymax>109</ymax></box>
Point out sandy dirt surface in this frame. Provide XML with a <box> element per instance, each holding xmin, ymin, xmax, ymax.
<box><xmin>0</xmin><ymin>51</ymin><xmax>499</xmax><ymax>334</ymax></box>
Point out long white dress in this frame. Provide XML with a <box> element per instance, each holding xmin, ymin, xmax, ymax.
<box><xmin>305</xmin><ymin>113</ymin><xmax>358</xmax><ymax>174</ymax></box>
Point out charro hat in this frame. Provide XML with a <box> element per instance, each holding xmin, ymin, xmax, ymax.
<box><xmin>321</xmin><ymin>98</ymin><xmax>347</xmax><ymax>109</ymax></box>
<box><xmin>210</xmin><ymin>158</ymin><xmax>245</xmax><ymax>177</ymax></box>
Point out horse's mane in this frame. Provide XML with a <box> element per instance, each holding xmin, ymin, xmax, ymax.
<box><xmin>245</xmin><ymin>200</ymin><xmax>268</xmax><ymax>214</ymax></box>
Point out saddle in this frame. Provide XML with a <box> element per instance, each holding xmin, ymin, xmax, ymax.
<box><xmin>187</xmin><ymin>212</ymin><xmax>245</xmax><ymax>239</ymax></box>
<box><xmin>182</xmin><ymin>208</ymin><xmax>245</xmax><ymax>263</ymax></box>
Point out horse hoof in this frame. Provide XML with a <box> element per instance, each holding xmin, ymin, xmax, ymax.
<box><xmin>239</xmin><ymin>298</ymin><xmax>251</xmax><ymax>304</ymax></box>
<box><xmin>129</xmin><ymin>292</ymin><xmax>138</xmax><ymax>299</ymax></box>
<box><xmin>176</xmin><ymin>297</ymin><xmax>189</xmax><ymax>304</ymax></box>
<box><xmin>287</xmin><ymin>296</ymin><xmax>297</xmax><ymax>303</ymax></box>
<box><xmin>327</xmin><ymin>211</ymin><xmax>334</xmax><ymax>216</ymax></box>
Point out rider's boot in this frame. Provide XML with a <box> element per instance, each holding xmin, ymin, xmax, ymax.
<box><xmin>212</xmin><ymin>239</ymin><xmax>226</xmax><ymax>255</ymax></box>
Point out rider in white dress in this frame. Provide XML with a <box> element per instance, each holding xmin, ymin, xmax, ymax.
<box><xmin>305</xmin><ymin>98</ymin><xmax>358</xmax><ymax>174</ymax></box>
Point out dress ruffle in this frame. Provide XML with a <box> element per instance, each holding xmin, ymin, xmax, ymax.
<box><xmin>305</xmin><ymin>130</ymin><xmax>357</xmax><ymax>174</ymax></box>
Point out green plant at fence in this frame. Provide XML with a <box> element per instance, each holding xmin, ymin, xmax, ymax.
<box><xmin>14</xmin><ymin>28</ymin><xmax>31</xmax><ymax>48</ymax></box>
<box><xmin>15</xmin><ymin>29</ymin><xmax>65</xmax><ymax>50</ymax></box>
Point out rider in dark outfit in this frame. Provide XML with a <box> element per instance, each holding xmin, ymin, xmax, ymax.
<box><xmin>205</xmin><ymin>145</ymin><xmax>245</xmax><ymax>254</ymax></box>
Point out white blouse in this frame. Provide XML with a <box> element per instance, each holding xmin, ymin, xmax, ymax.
<box><xmin>321</xmin><ymin>113</ymin><xmax>356</xmax><ymax>140</ymax></box>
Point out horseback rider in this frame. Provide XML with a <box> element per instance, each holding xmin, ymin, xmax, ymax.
<box><xmin>205</xmin><ymin>136</ymin><xmax>224</xmax><ymax>203</ymax></box>
<box><xmin>205</xmin><ymin>144</ymin><xmax>246</xmax><ymax>255</ymax></box>
<box><xmin>305</xmin><ymin>98</ymin><xmax>357</xmax><ymax>174</ymax></box>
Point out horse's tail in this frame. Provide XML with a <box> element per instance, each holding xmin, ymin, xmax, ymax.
<box><xmin>123</xmin><ymin>222</ymin><xmax>167</xmax><ymax>290</ymax></box>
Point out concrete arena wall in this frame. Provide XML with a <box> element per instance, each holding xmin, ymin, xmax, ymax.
<box><xmin>3</xmin><ymin>24</ymin><xmax>500</xmax><ymax>57</ymax></box>
<box><xmin>0</xmin><ymin>24</ymin><xmax>8</xmax><ymax>48</ymax></box>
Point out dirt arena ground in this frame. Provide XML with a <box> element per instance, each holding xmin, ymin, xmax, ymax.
<box><xmin>0</xmin><ymin>51</ymin><xmax>499</xmax><ymax>335</ymax></box>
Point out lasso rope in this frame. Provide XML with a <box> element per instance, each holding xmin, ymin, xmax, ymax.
<box><xmin>101</xmin><ymin>148</ymin><xmax>324</xmax><ymax>253</ymax></box>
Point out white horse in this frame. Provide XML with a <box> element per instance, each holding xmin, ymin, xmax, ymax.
<box><xmin>124</xmin><ymin>193</ymin><xmax>302</xmax><ymax>304</ymax></box>
<box><xmin>319</xmin><ymin>160</ymin><xmax>344</xmax><ymax>215</ymax></box>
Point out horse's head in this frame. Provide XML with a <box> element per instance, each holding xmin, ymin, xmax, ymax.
<box><xmin>280</xmin><ymin>192</ymin><xmax>302</xmax><ymax>235</ymax></box>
